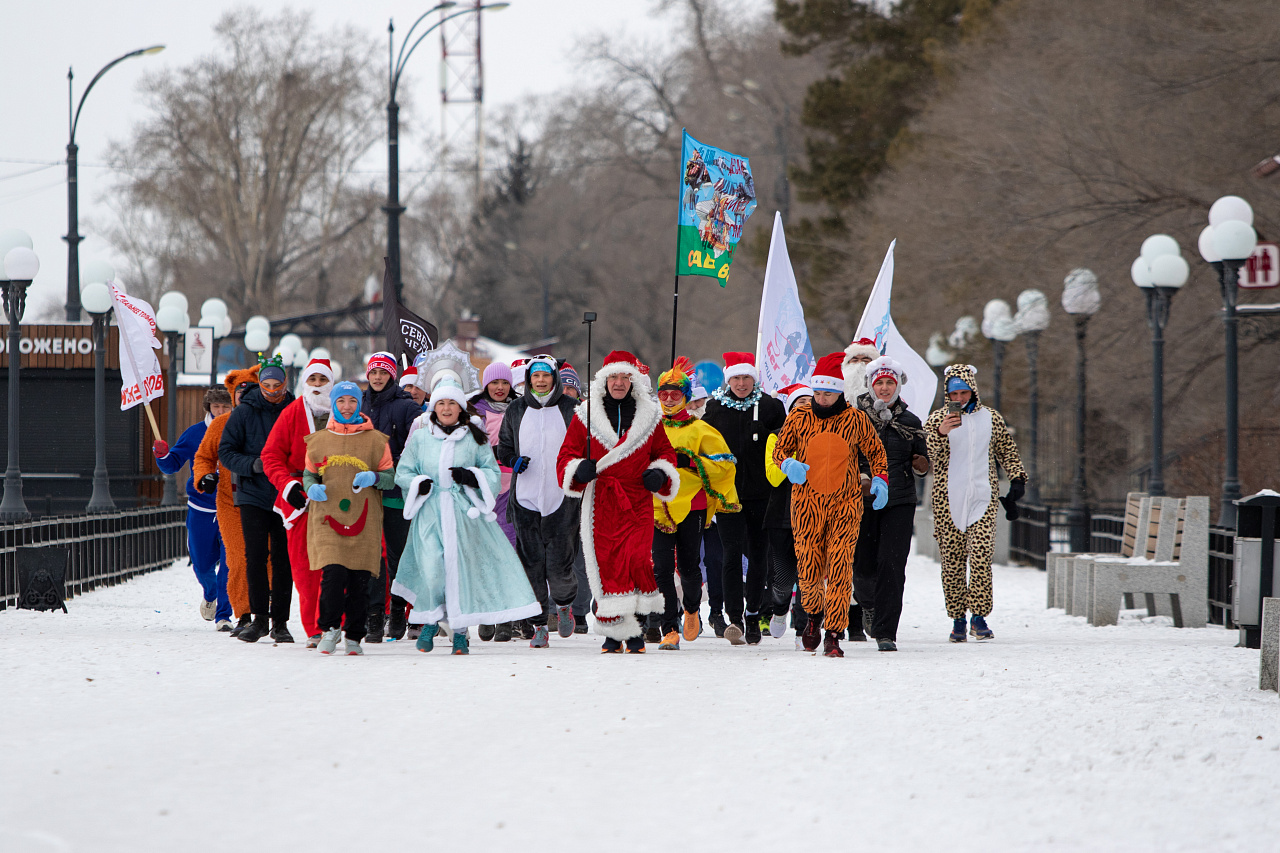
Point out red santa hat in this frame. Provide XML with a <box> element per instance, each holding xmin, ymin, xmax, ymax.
<box><xmin>844</xmin><ymin>337</ymin><xmax>881</xmax><ymax>364</ymax></box>
<box><xmin>722</xmin><ymin>351</ymin><xmax>757</xmax><ymax>381</ymax></box>
<box><xmin>366</xmin><ymin>351</ymin><xmax>398</xmax><ymax>381</ymax></box>
<box><xmin>810</xmin><ymin>352</ymin><xmax>846</xmax><ymax>393</ymax></box>
<box><xmin>398</xmin><ymin>365</ymin><xmax>419</xmax><ymax>388</ymax></box>
<box><xmin>300</xmin><ymin>358</ymin><xmax>333</xmax><ymax>385</ymax></box>
<box><xmin>593</xmin><ymin>350</ymin><xmax>646</xmax><ymax>388</ymax></box>
<box><xmin>778</xmin><ymin>382</ymin><xmax>813</xmax><ymax>411</ymax></box>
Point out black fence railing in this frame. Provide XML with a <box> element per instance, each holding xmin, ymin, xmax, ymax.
<box><xmin>1010</xmin><ymin>504</ymin><xmax>1052</xmax><ymax>569</ymax></box>
<box><xmin>0</xmin><ymin>507</ymin><xmax>187</xmax><ymax>612</ymax></box>
<box><xmin>1010</xmin><ymin>505</ymin><xmax>1123</xmax><ymax>569</ymax></box>
<box><xmin>1209</xmin><ymin>525</ymin><xmax>1235</xmax><ymax>628</ymax></box>
<box><xmin>1089</xmin><ymin>512</ymin><xmax>1126</xmax><ymax>554</ymax></box>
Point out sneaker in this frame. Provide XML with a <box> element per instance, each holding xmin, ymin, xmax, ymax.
<box><xmin>601</xmin><ymin>638</ymin><xmax>623</xmax><ymax>654</ymax></box>
<box><xmin>237</xmin><ymin>616</ymin><xmax>269</xmax><ymax>643</ymax></box>
<box><xmin>744</xmin><ymin>614</ymin><xmax>762</xmax><ymax>645</ymax></box>
<box><xmin>624</xmin><ymin>636</ymin><xmax>646</xmax><ymax>654</ymax></box>
<box><xmin>644</xmin><ymin>622</ymin><xmax>662</xmax><ymax>644</ymax></box>
<box><xmin>573</xmin><ymin>614</ymin><xmax>589</xmax><ymax>634</ymax></box>
<box><xmin>494</xmin><ymin>623</ymin><xmax>513</xmax><ymax>642</ymax></box>
<box><xmin>556</xmin><ymin>605</ymin><xmax>575</xmax><ymax>638</ymax></box>
<box><xmin>658</xmin><ymin>630</ymin><xmax>680</xmax><ymax>650</ymax></box>
<box><xmin>345</xmin><ymin>638</ymin><xmax>364</xmax><ymax>656</ymax></box>
<box><xmin>229</xmin><ymin>614</ymin><xmax>252</xmax><ymax>638</ymax></box>
<box><xmin>877</xmin><ymin>638</ymin><xmax>897</xmax><ymax>652</ymax></box>
<box><xmin>451</xmin><ymin>632</ymin><xmax>469</xmax><ymax>655</ymax></box>
<box><xmin>795</xmin><ymin>634</ymin><xmax>805</xmax><ymax>651</ymax></box>
<box><xmin>759</xmin><ymin>615</ymin><xmax>772</xmax><ymax>636</ymax></box>
<box><xmin>406</xmin><ymin>624</ymin><xmax>423</xmax><ymax>641</ymax></box>
<box><xmin>317</xmin><ymin>628</ymin><xmax>342</xmax><ymax>655</ymax></box>
<box><xmin>199</xmin><ymin>599</ymin><xmax>217</xmax><ymax>621</ymax></box>
<box><xmin>530</xmin><ymin>625</ymin><xmax>550</xmax><ymax>648</ymax></box>
<box><xmin>768</xmin><ymin>615</ymin><xmax>787</xmax><ymax>638</ymax></box>
<box><xmin>970</xmin><ymin>615</ymin><xmax>994</xmax><ymax>641</ymax></box>
<box><xmin>823</xmin><ymin>630</ymin><xmax>844</xmax><ymax>658</ymax></box>
<box><xmin>478</xmin><ymin>624</ymin><xmax>496</xmax><ymax>641</ymax></box>
<box><xmin>387</xmin><ymin>607</ymin><xmax>407</xmax><ymax>641</ymax></box>
<box><xmin>724</xmin><ymin>621</ymin><xmax>746</xmax><ymax>645</ymax></box>
<box><xmin>215</xmin><ymin>619</ymin><xmax>233</xmax><ymax>633</ymax></box>
<box><xmin>305</xmin><ymin>633</ymin><xmax>322</xmax><ymax>649</ymax></box>
<box><xmin>708</xmin><ymin>612</ymin><xmax>728</xmax><ymax>638</ymax></box>
<box><xmin>682</xmin><ymin>611</ymin><xmax>701</xmax><ymax>642</ymax></box>
<box><xmin>365</xmin><ymin>614</ymin><xmax>384</xmax><ymax>644</ymax></box>
<box><xmin>416</xmin><ymin>625</ymin><xmax>436</xmax><ymax>653</ymax></box>
<box><xmin>862</xmin><ymin>607</ymin><xmax>876</xmax><ymax>636</ymax></box>
<box><xmin>801</xmin><ymin>613</ymin><xmax>822</xmax><ymax>651</ymax></box>
<box><xmin>949</xmin><ymin>618</ymin><xmax>968</xmax><ymax>643</ymax></box>
<box><xmin>269</xmin><ymin>621</ymin><xmax>294</xmax><ymax>644</ymax></box>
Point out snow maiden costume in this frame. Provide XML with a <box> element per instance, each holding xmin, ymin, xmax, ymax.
<box><xmin>556</xmin><ymin>350</ymin><xmax>680</xmax><ymax>652</ymax></box>
<box><xmin>391</xmin><ymin>379</ymin><xmax>540</xmax><ymax>652</ymax></box>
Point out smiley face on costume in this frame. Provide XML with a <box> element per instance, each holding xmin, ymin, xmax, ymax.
<box><xmin>317</xmin><ymin>455</ymin><xmax>372</xmax><ymax>537</ymax></box>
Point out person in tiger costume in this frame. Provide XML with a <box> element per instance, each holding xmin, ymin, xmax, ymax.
<box><xmin>924</xmin><ymin>364</ymin><xmax>1026</xmax><ymax>643</ymax></box>
<box><xmin>773</xmin><ymin>352</ymin><xmax>888</xmax><ymax>658</ymax></box>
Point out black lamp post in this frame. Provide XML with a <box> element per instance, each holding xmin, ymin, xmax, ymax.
<box><xmin>1014</xmin><ymin>288</ymin><xmax>1051</xmax><ymax>505</ymax></box>
<box><xmin>82</xmin><ymin>281</ymin><xmax>116</xmax><ymax>512</ymax></box>
<box><xmin>1062</xmin><ymin>268</ymin><xmax>1101</xmax><ymax>552</ymax></box>
<box><xmin>385</xmin><ymin>3</ymin><xmax>509</xmax><ymax>304</ymax></box>
<box><xmin>64</xmin><ymin>45</ymin><xmax>165</xmax><ymax>322</ymax></box>
<box><xmin>0</xmin><ymin>243</ymin><xmax>40</xmax><ymax>521</ymax></box>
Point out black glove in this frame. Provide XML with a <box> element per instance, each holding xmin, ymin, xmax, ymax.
<box><xmin>674</xmin><ymin>453</ymin><xmax>692</xmax><ymax>469</ymax></box>
<box><xmin>417</xmin><ymin>478</ymin><xmax>433</xmax><ymax>497</ymax></box>
<box><xmin>573</xmin><ymin>459</ymin><xmax>597</xmax><ymax>484</ymax></box>
<box><xmin>252</xmin><ymin>458</ymin><xmax>264</xmax><ymax>474</ymax></box>
<box><xmin>642</xmin><ymin>468</ymin><xmax>668</xmax><ymax>493</ymax></box>
<box><xmin>285</xmin><ymin>484</ymin><xmax>307</xmax><ymax>510</ymax></box>
<box><xmin>450</xmin><ymin>467</ymin><xmax>479</xmax><ymax>489</ymax></box>
<box><xmin>511</xmin><ymin>456</ymin><xmax>531</xmax><ymax>474</ymax></box>
<box><xmin>998</xmin><ymin>495</ymin><xmax>1020</xmax><ymax>521</ymax></box>
<box><xmin>197</xmin><ymin>473</ymin><xmax>219</xmax><ymax>494</ymax></box>
<box><xmin>1007</xmin><ymin>478</ymin><xmax>1025</xmax><ymax>503</ymax></box>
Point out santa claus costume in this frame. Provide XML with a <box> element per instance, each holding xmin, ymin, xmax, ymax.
<box><xmin>556</xmin><ymin>350</ymin><xmax>679</xmax><ymax>653</ymax></box>
<box><xmin>260</xmin><ymin>358</ymin><xmax>334</xmax><ymax>646</ymax></box>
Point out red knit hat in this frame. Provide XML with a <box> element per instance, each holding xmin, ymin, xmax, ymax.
<box><xmin>810</xmin><ymin>352</ymin><xmax>846</xmax><ymax>393</ymax></box>
<box><xmin>366</xmin><ymin>352</ymin><xmax>398</xmax><ymax>381</ymax></box>
<box><xmin>778</xmin><ymin>382</ymin><xmax>813</xmax><ymax>411</ymax></box>
<box><xmin>723</xmin><ymin>351</ymin><xmax>757</xmax><ymax>381</ymax></box>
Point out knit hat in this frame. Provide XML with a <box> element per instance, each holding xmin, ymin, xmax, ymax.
<box><xmin>722</xmin><ymin>351</ymin><xmax>757</xmax><ymax>381</ymax></box>
<box><xmin>429</xmin><ymin>376</ymin><xmax>469</xmax><ymax>410</ymax></box>
<box><xmin>810</xmin><ymin>352</ymin><xmax>846</xmax><ymax>394</ymax></box>
<box><xmin>331</xmin><ymin>380</ymin><xmax>364</xmax><ymax>424</ymax></box>
<box><xmin>257</xmin><ymin>353</ymin><xmax>286</xmax><ymax>386</ymax></box>
<box><xmin>366</xmin><ymin>352</ymin><xmax>398</xmax><ymax>381</ymax></box>
<box><xmin>528</xmin><ymin>356</ymin><xmax>556</xmax><ymax>376</ymax></box>
<box><xmin>398</xmin><ymin>365</ymin><xmax>419</xmax><ymax>389</ymax></box>
<box><xmin>482</xmin><ymin>361</ymin><xmax>513</xmax><ymax>390</ymax></box>
<box><xmin>778</xmin><ymin>382</ymin><xmax>813</xmax><ymax>411</ymax></box>
<box><xmin>865</xmin><ymin>355</ymin><xmax>907</xmax><ymax>388</ymax></box>
<box><xmin>559</xmin><ymin>363</ymin><xmax>581</xmax><ymax>394</ymax></box>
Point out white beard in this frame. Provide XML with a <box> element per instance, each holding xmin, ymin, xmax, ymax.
<box><xmin>304</xmin><ymin>385</ymin><xmax>332</xmax><ymax>416</ymax></box>
<box><xmin>843</xmin><ymin>362</ymin><xmax>867</xmax><ymax>399</ymax></box>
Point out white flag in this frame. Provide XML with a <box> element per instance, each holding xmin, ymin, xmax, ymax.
<box><xmin>854</xmin><ymin>241</ymin><xmax>938</xmax><ymax>417</ymax></box>
<box><xmin>111</xmin><ymin>284</ymin><xmax>165</xmax><ymax>410</ymax></box>
<box><xmin>755</xmin><ymin>212</ymin><xmax>816</xmax><ymax>394</ymax></box>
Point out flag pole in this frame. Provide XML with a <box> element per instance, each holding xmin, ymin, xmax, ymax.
<box><xmin>670</xmin><ymin>271</ymin><xmax>680</xmax><ymax>370</ymax></box>
<box><xmin>582</xmin><ymin>311</ymin><xmax>596</xmax><ymax>462</ymax></box>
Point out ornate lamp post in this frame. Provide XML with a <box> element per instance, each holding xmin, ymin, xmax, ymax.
<box><xmin>925</xmin><ymin>332</ymin><xmax>953</xmax><ymax>399</ymax></box>
<box><xmin>81</xmin><ymin>278</ymin><xmax>117</xmax><ymax>512</ymax></box>
<box><xmin>1131</xmin><ymin>236</ymin><xmax>1190</xmax><ymax>498</ymax></box>
<box><xmin>199</xmin><ymin>299</ymin><xmax>231</xmax><ymax>387</ymax></box>
<box><xmin>1062</xmin><ymin>268</ymin><xmax>1101</xmax><ymax>552</ymax></box>
<box><xmin>1198</xmin><ymin>195</ymin><xmax>1258</xmax><ymax>526</ymax></box>
<box><xmin>1014</xmin><ymin>289</ymin><xmax>1050</xmax><ymax>504</ymax></box>
<box><xmin>981</xmin><ymin>299</ymin><xmax>1018</xmax><ymax>411</ymax></box>
<box><xmin>0</xmin><ymin>234</ymin><xmax>40</xmax><ymax>521</ymax></box>
<box><xmin>156</xmin><ymin>292</ymin><xmax>190</xmax><ymax>506</ymax></box>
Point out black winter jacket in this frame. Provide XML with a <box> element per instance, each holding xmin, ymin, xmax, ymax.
<box><xmin>218</xmin><ymin>385</ymin><xmax>295</xmax><ymax>511</ymax></box>
<box><xmin>363</xmin><ymin>383</ymin><xmax>421</xmax><ymax>503</ymax></box>
<box><xmin>856</xmin><ymin>394</ymin><xmax>927</xmax><ymax>509</ymax></box>
<box><xmin>702</xmin><ymin>390</ymin><xmax>786</xmax><ymax>502</ymax></box>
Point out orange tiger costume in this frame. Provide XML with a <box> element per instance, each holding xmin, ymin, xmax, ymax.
<box><xmin>773</xmin><ymin>355</ymin><xmax>887</xmax><ymax>636</ymax></box>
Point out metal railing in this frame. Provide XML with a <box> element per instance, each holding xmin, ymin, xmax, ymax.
<box><xmin>1208</xmin><ymin>525</ymin><xmax>1235</xmax><ymax>628</ymax></box>
<box><xmin>0</xmin><ymin>506</ymin><xmax>187</xmax><ymax>611</ymax></box>
<box><xmin>1010</xmin><ymin>504</ymin><xmax>1052</xmax><ymax>569</ymax></box>
<box><xmin>1089</xmin><ymin>512</ymin><xmax>1126</xmax><ymax>554</ymax></box>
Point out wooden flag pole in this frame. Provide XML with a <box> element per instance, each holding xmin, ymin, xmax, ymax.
<box><xmin>142</xmin><ymin>400</ymin><xmax>162</xmax><ymax>442</ymax></box>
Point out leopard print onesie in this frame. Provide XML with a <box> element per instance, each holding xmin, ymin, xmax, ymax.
<box><xmin>924</xmin><ymin>364</ymin><xmax>1026</xmax><ymax>620</ymax></box>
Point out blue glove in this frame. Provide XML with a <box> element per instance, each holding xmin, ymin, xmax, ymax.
<box><xmin>511</xmin><ymin>456</ymin><xmax>531</xmax><ymax>474</ymax></box>
<box><xmin>352</xmin><ymin>470</ymin><xmax>376</xmax><ymax>490</ymax></box>
<box><xmin>780</xmin><ymin>458</ymin><xmax>809</xmax><ymax>485</ymax></box>
<box><xmin>306</xmin><ymin>483</ymin><xmax>327</xmax><ymax>502</ymax></box>
<box><xmin>870</xmin><ymin>476</ymin><xmax>888</xmax><ymax>510</ymax></box>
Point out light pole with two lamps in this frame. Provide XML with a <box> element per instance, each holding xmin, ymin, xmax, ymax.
<box><xmin>80</xmin><ymin>274</ymin><xmax>117</xmax><ymax>512</ymax></box>
<box><xmin>1013</xmin><ymin>289</ymin><xmax>1050</xmax><ymax>504</ymax></box>
<box><xmin>198</xmin><ymin>299</ymin><xmax>232</xmax><ymax>387</ymax></box>
<box><xmin>981</xmin><ymin>299</ymin><xmax>1018</xmax><ymax>411</ymax></box>
<box><xmin>1062</xmin><ymin>268</ymin><xmax>1101</xmax><ymax>552</ymax></box>
<box><xmin>0</xmin><ymin>231</ymin><xmax>40</xmax><ymax>520</ymax></box>
<box><xmin>155</xmin><ymin>292</ymin><xmax>190</xmax><ymax>506</ymax></box>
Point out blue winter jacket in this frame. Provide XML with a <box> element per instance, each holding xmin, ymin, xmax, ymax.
<box><xmin>155</xmin><ymin>418</ymin><xmax>217</xmax><ymax>512</ymax></box>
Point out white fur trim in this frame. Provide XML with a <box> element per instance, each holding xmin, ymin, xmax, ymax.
<box><xmin>401</xmin><ymin>475</ymin><xmax>434</xmax><ymax>520</ymax></box>
<box><xmin>561</xmin><ymin>458</ymin><xmax>586</xmax><ymax>498</ymax></box>
<box><xmin>844</xmin><ymin>341</ymin><xmax>881</xmax><ymax>362</ymax></box>
<box><xmin>429</xmin><ymin>384</ymin><xmax>469</xmax><ymax>409</ymax></box>
<box><xmin>461</xmin><ymin>466</ymin><xmax>498</xmax><ymax>521</ymax></box>
<box><xmin>811</xmin><ymin>373</ymin><xmax>843</xmax><ymax>393</ymax></box>
<box><xmin>865</xmin><ymin>355</ymin><xmax>907</xmax><ymax>387</ymax></box>
<box><xmin>723</xmin><ymin>363</ymin><xmax>757</xmax><ymax>381</ymax></box>
<box><xmin>647</xmin><ymin>458</ymin><xmax>680</xmax><ymax>502</ymax></box>
<box><xmin>275</xmin><ymin>480</ymin><xmax>308</xmax><ymax>530</ymax></box>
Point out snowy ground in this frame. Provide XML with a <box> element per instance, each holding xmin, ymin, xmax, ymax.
<box><xmin>2</xmin><ymin>544</ymin><xmax>1278</xmax><ymax>852</ymax></box>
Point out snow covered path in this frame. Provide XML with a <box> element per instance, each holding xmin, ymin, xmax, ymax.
<box><xmin>3</xmin><ymin>547</ymin><xmax>1278</xmax><ymax>852</ymax></box>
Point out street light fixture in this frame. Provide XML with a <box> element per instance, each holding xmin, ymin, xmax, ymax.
<box><xmin>1062</xmin><ymin>268</ymin><xmax>1101</xmax><ymax>552</ymax></box>
<box><xmin>199</xmin><ymin>298</ymin><xmax>230</xmax><ymax>387</ymax></box>
<box><xmin>82</xmin><ymin>277</ymin><xmax>116</xmax><ymax>512</ymax></box>
<box><xmin>385</xmin><ymin>2</ymin><xmax>510</xmax><ymax>304</ymax></box>
<box><xmin>156</xmin><ymin>292</ymin><xmax>189</xmax><ymax>507</ymax></box>
<box><xmin>0</xmin><ymin>236</ymin><xmax>39</xmax><ymax>521</ymax></box>
<box><xmin>1131</xmin><ymin>235</ymin><xmax>1189</xmax><ymax>498</ymax></box>
<box><xmin>64</xmin><ymin>45</ymin><xmax>166</xmax><ymax>322</ymax></box>
<box><xmin>981</xmin><ymin>298</ymin><xmax>1018</xmax><ymax>411</ymax></box>
<box><xmin>1014</xmin><ymin>289</ymin><xmax>1051</xmax><ymax>504</ymax></box>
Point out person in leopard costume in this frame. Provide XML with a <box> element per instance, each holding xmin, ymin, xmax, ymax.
<box><xmin>924</xmin><ymin>364</ymin><xmax>1026</xmax><ymax>642</ymax></box>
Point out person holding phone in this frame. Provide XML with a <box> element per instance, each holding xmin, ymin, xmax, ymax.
<box><xmin>925</xmin><ymin>364</ymin><xmax>1027</xmax><ymax>643</ymax></box>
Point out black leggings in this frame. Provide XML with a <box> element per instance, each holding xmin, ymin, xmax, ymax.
<box><xmin>718</xmin><ymin>498</ymin><xmax>769</xmax><ymax>622</ymax></box>
<box><xmin>768</xmin><ymin>526</ymin><xmax>808</xmax><ymax>631</ymax></box>
<box><xmin>319</xmin><ymin>564</ymin><xmax>370</xmax><ymax>640</ymax></box>
<box><xmin>367</xmin><ymin>507</ymin><xmax>411</xmax><ymax>618</ymax></box>
<box><xmin>240</xmin><ymin>504</ymin><xmax>292</xmax><ymax>622</ymax></box>
<box><xmin>653</xmin><ymin>509</ymin><xmax>706</xmax><ymax>634</ymax></box>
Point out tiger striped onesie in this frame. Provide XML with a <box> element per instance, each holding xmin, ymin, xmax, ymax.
<box><xmin>773</xmin><ymin>400</ymin><xmax>887</xmax><ymax>633</ymax></box>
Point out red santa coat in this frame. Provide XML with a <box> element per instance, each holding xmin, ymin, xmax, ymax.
<box><xmin>557</xmin><ymin>359</ymin><xmax>679</xmax><ymax>640</ymax></box>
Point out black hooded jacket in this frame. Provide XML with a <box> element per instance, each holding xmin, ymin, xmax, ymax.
<box><xmin>219</xmin><ymin>385</ymin><xmax>295</xmax><ymax>511</ymax></box>
<box><xmin>702</xmin><ymin>388</ymin><xmax>786</xmax><ymax>502</ymax></box>
<box><xmin>362</xmin><ymin>382</ymin><xmax>421</xmax><ymax>504</ymax></box>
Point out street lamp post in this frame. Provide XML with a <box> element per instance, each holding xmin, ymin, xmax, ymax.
<box><xmin>199</xmin><ymin>299</ymin><xmax>230</xmax><ymax>388</ymax></box>
<box><xmin>0</xmin><ymin>237</ymin><xmax>40</xmax><ymax>521</ymax></box>
<box><xmin>156</xmin><ymin>293</ymin><xmax>190</xmax><ymax>507</ymax></box>
<box><xmin>1199</xmin><ymin>196</ymin><xmax>1258</xmax><ymax>526</ymax></box>
<box><xmin>385</xmin><ymin>3</ymin><xmax>509</xmax><ymax>304</ymax></box>
<box><xmin>1062</xmin><ymin>268</ymin><xmax>1101</xmax><ymax>552</ymax></box>
<box><xmin>64</xmin><ymin>45</ymin><xmax>165</xmax><ymax>322</ymax></box>
<box><xmin>82</xmin><ymin>280</ymin><xmax>116</xmax><ymax>512</ymax></box>
<box><xmin>1131</xmin><ymin>236</ymin><xmax>1190</xmax><ymax>498</ymax></box>
<box><xmin>1014</xmin><ymin>289</ymin><xmax>1051</xmax><ymax>504</ymax></box>
<box><xmin>925</xmin><ymin>331</ymin><xmax>952</xmax><ymax>403</ymax></box>
<box><xmin>982</xmin><ymin>298</ymin><xmax>1018</xmax><ymax>411</ymax></box>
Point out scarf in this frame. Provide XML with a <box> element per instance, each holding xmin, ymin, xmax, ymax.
<box><xmin>812</xmin><ymin>395</ymin><xmax>848</xmax><ymax>419</ymax></box>
<box><xmin>711</xmin><ymin>385</ymin><xmax>762</xmax><ymax>411</ymax></box>
<box><xmin>856</xmin><ymin>393</ymin><xmax>922</xmax><ymax>441</ymax></box>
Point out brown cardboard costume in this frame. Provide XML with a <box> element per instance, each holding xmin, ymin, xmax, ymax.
<box><xmin>303</xmin><ymin>418</ymin><xmax>393</xmax><ymax>575</ymax></box>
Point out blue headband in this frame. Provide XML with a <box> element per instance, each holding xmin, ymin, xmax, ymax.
<box><xmin>331</xmin><ymin>380</ymin><xmax>363</xmax><ymax>424</ymax></box>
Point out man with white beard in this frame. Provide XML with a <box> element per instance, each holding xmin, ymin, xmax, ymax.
<box><xmin>840</xmin><ymin>337</ymin><xmax>882</xmax><ymax>641</ymax></box>
<box><xmin>261</xmin><ymin>358</ymin><xmax>335</xmax><ymax>647</ymax></box>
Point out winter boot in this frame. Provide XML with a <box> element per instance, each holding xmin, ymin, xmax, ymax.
<box><xmin>317</xmin><ymin>628</ymin><xmax>342</xmax><ymax>655</ymax></box>
<box><xmin>494</xmin><ymin>622</ymin><xmax>513</xmax><ymax>642</ymax></box>
<box><xmin>847</xmin><ymin>625</ymin><xmax>867</xmax><ymax>642</ymax></box>
<box><xmin>949</xmin><ymin>618</ymin><xmax>968</xmax><ymax>643</ymax></box>
<box><xmin>478</xmin><ymin>624</ymin><xmax>496</xmax><ymax>641</ymax></box>
<box><xmin>644</xmin><ymin>617</ymin><xmax>662</xmax><ymax>644</ymax></box>
<box><xmin>530</xmin><ymin>625</ymin><xmax>550</xmax><ymax>648</ymax></box>
<box><xmin>659</xmin><ymin>630</ymin><xmax>680</xmax><ymax>650</ymax></box>
<box><xmin>682</xmin><ymin>611</ymin><xmax>701</xmax><ymax>642</ymax></box>
<box><xmin>237</xmin><ymin>615</ymin><xmax>269</xmax><ymax>643</ymax></box>
<box><xmin>345</xmin><ymin>638</ymin><xmax>364</xmax><ymax>656</ymax></box>
<box><xmin>199</xmin><ymin>599</ymin><xmax>217</xmax><ymax>621</ymax></box>
<box><xmin>216</xmin><ymin>620</ymin><xmax>234</xmax><ymax>633</ymax></box>
<box><xmin>269</xmin><ymin>621</ymin><xmax>294</xmax><ymax>644</ymax></box>
<box><xmin>365</xmin><ymin>612</ymin><xmax>385</xmax><ymax>644</ymax></box>
<box><xmin>601</xmin><ymin>637</ymin><xmax>623</xmax><ymax>654</ymax></box>
<box><xmin>876</xmin><ymin>638</ymin><xmax>897</xmax><ymax>652</ymax></box>
<box><xmin>708</xmin><ymin>612</ymin><xmax>728</xmax><ymax>638</ymax></box>
<box><xmin>744</xmin><ymin>613</ymin><xmax>762</xmax><ymax>645</ymax></box>
<box><xmin>723</xmin><ymin>620</ymin><xmax>746</xmax><ymax>645</ymax></box>
<box><xmin>229</xmin><ymin>614</ymin><xmax>252</xmax><ymax>638</ymax></box>
<box><xmin>305</xmin><ymin>634</ymin><xmax>322</xmax><ymax>649</ymax></box>
<box><xmin>801</xmin><ymin>612</ymin><xmax>822</xmax><ymax>652</ymax></box>
<box><xmin>823</xmin><ymin>630</ymin><xmax>844</xmax><ymax>658</ymax></box>
<box><xmin>451</xmin><ymin>632</ymin><xmax>469</xmax><ymax>655</ymax></box>
<box><xmin>768</xmin><ymin>615</ymin><xmax>787</xmax><ymax>638</ymax></box>
<box><xmin>416</xmin><ymin>625</ymin><xmax>436</xmax><ymax>653</ymax></box>
<box><xmin>556</xmin><ymin>605</ymin><xmax>575</xmax><ymax>638</ymax></box>
<box><xmin>574</xmin><ymin>613</ymin><xmax>589</xmax><ymax>634</ymax></box>
<box><xmin>387</xmin><ymin>605</ymin><xmax>407</xmax><ymax>641</ymax></box>
<box><xmin>624</xmin><ymin>636</ymin><xmax>646</xmax><ymax>654</ymax></box>
<box><xmin>970</xmin><ymin>615</ymin><xmax>994</xmax><ymax>641</ymax></box>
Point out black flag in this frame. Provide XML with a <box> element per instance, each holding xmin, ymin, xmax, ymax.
<box><xmin>381</xmin><ymin>257</ymin><xmax>439</xmax><ymax>366</ymax></box>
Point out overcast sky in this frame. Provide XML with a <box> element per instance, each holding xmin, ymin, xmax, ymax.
<box><xmin>0</xmin><ymin>0</ymin><xmax>766</xmax><ymax>319</ymax></box>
